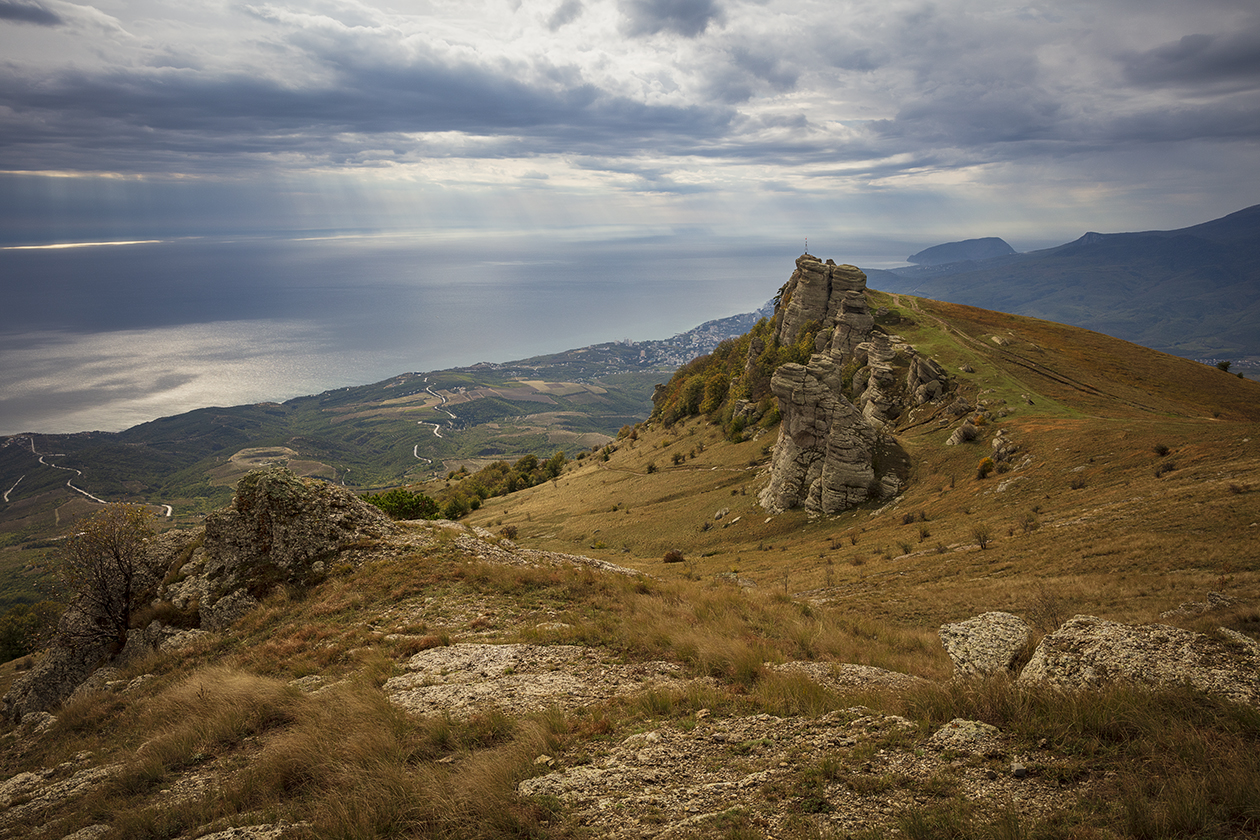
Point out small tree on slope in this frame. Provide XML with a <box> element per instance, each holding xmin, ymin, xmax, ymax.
<box><xmin>59</xmin><ymin>503</ymin><xmax>161</xmax><ymax>649</ymax></box>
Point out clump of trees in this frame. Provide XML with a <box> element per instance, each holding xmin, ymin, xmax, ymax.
<box><xmin>361</xmin><ymin>488</ymin><xmax>441</xmax><ymax>520</ymax></box>
<box><xmin>0</xmin><ymin>601</ymin><xmax>61</xmax><ymax>663</ymax></box>
<box><xmin>651</xmin><ymin>317</ymin><xmax>812</xmax><ymax>440</ymax></box>
<box><xmin>367</xmin><ymin>451</ymin><xmax>568</xmax><ymax>521</ymax></box>
<box><xmin>59</xmin><ymin>503</ymin><xmax>164</xmax><ymax>649</ymax></box>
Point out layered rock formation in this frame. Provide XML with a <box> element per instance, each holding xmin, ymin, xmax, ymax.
<box><xmin>759</xmin><ymin>255</ymin><xmax>952</xmax><ymax>514</ymax></box>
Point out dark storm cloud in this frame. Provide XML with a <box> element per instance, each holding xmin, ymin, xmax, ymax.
<box><xmin>0</xmin><ymin>50</ymin><xmax>736</xmax><ymax>173</ymax></box>
<box><xmin>1121</xmin><ymin>27</ymin><xmax>1260</xmax><ymax>88</ymax></box>
<box><xmin>622</xmin><ymin>0</ymin><xmax>723</xmax><ymax>38</ymax></box>
<box><xmin>0</xmin><ymin>0</ymin><xmax>61</xmax><ymax>26</ymax></box>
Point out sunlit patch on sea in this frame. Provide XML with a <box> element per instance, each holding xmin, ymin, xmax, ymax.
<box><xmin>0</xmin><ymin>233</ymin><xmax>907</xmax><ymax>435</ymax></box>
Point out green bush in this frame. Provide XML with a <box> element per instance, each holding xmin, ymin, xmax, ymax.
<box><xmin>362</xmin><ymin>488</ymin><xmax>441</xmax><ymax>520</ymax></box>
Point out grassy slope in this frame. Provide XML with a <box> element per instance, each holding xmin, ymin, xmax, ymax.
<box><xmin>468</xmin><ymin>293</ymin><xmax>1260</xmax><ymax>630</ymax></box>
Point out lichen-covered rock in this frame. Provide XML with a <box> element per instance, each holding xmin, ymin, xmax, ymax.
<box><xmin>167</xmin><ymin>466</ymin><xmax>396</xmax><ymax>625</ymax></box>
<box><xmin>1019</xmin><ymin>615</ymin><xmax>1260</xmax><ymax>706</ymax></box>
<box><xmin>203</xmin><ymin>466</ymin><xmax>394</xmax><ymax>583</ymax></box>
<box><xmin>928</xmin><ymin>718</ymin><xmax>1003</xmax><ymax>755</ymax></box>
<box><xmin>940</xmin><ymin>612</ymin><xmax>1032</xmax><ymax>677</ymax></box>
<box><xmin>384</xmin><ymin>643</ymin><xmax>694</xmax><ymax>717</ymax></box>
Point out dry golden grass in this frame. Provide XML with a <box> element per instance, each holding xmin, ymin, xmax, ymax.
<box><xmin>468</xmin><ymin>297</ymin><xmax>1260</xmax><ymax>639</ymax></box>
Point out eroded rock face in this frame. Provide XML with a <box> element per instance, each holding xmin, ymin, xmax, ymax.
<box><xmin>940</xmin><ymin>612</ymin><xmax>1032</xmax><ymax>678</ymax></box>
<box><xmin>759</xmin><ymin>360</ymin><xmax>878</xmax><ymax>514</ymax></box>
<box><xmin>760</xmin><ymin>255</ymin><xmax>952</xmax><ymax>514</ymax></box>
<box><xmin>1018</xmin><ymin>615</ymin><xmax>1260</xmax><ymax>706</ymax></box>
<box><xmin>165</xmin><ymin>466</ymin><xmax>396</xmax><ymax>630</ymax></box>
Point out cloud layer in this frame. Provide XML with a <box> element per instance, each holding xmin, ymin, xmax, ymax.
<box><xmin>1</xmin><ymin>0</ymin><xmax>1257</xmax><ymax>242</ymax></box>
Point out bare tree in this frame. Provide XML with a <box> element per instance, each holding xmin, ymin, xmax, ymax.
<box><xmin>59</xmin><ymin>503</ymin><xmax>161</xmax><ymax>648</ymax></box>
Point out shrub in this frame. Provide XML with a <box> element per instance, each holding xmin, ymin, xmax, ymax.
<box><xmin>663</xmin><ymin>549</ymin><xmax>685</xmax><ymax>564</ymax></box>
<box><xmin>971</xmin><ymin>524</ymin><xmax>993</xmax><ymax>550</ymax></box>
<box><xmin>976</xmin><ymin>457</ymin><xmax>996</xmax><ymax>479</ymax></box>
<box><xmin>1153</xmin><ymin>443</ymin><xmax>1170</xmax><ymax>456</ymax></box>
<box><xmin>1216</xmin><ymin>360</ymin><xmax>1231</xmax><ymax>372</ymax></box>
<box><xmin>363</xmin><ymin>488</ymin><xmax>441</xmax><ymax>520</ymax></box>
<box><xmin>1155</xmin><ymin>460</ymin><xmax>1177</xmax><ymax>477</ymax></box>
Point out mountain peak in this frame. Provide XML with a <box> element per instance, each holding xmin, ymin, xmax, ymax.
<box><xmin>907</xmin><ymin>237</ymin><xmax>1017</xmax><ymax>265</ymax></box>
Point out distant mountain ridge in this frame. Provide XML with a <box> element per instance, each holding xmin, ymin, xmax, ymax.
<box><xmin>866</xmin><ymin>204</ymin><xmax>1260</xmax><ymax>362</ymax></box>
<box><xmin>906</xmin><ymin>237</ymin><xmax>1016</xmax><ymax>265</ymax></box>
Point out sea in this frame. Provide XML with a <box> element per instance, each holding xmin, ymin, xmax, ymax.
<box><xmin>0</xmin><ymin>232</ymin><xmax>916</xmax><ymax>436</ymax></box>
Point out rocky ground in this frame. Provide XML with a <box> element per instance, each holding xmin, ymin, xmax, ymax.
<box><xmin>4</xmin><ymin>469</ymin><xmax>1257</xmax><ymax>839</ymax></box>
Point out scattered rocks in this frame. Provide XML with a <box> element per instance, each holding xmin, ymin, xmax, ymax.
<box><xmin>1160</xmin><ymin>591</ymin><xmax>1237</xmax><ymax>619</ymax></box>
<box><xmin>940</xmin><ymin>612</ymin><xmax>1032</xmax><ymax>677</ymax></box>
<box><xmin>1019</xmin><ymin>615</ymin><xmax>1260</xmax><ymax>706</ymax></box>
<box><xmin>384</xmin><ymin>643</ymin><xmax>698</xmax><ymax>717</ymax></box>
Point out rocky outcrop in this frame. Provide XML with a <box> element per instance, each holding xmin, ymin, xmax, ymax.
<box><xmin>1019</xmin><ymin>615</ymin><xmax>1260</xmax><ymax>706</ymax></box>
<box><xmin>940</xmin><ymin>612</ymin><xmax>1032</xmax><ymax>677</ymax></box>
<box><xmin>759</xmin><ymin>358</ymin><xmax>879</xmax><ymax>514</ymax></box>
<box><xmin>164</xmin><ymin>466</ymin><xmax>396</xmax><ymax>630</ymax></box>
<box><xmin>760</xmin><ymin>255</ymin><xmax>953</xmax><ymax>514</ymax></box>
<box><xmin>2</xmin><ymin>611</ymin><xmax>115</xmax><ymax>722</ymax></box>
<box><xmin>4</xmin><ymin>467</ymin><xmax>395</xmax><ymax>720</ymax></box>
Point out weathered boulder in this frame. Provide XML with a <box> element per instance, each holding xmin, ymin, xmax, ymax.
<box><xmin>947</xmin><ymin>421</ymin><xmax>978</xmax><ymax>445</ymax></box>
<box><xmin>1018</xmin><ymin>615</ymin><xmax>1260</xmax><ymax>706</ymax></box>
<box><xmin>205</xmin><ymin>466</ymin><xmax>393</xmax><ymax>581</ymax></box>
<box><xmin>940</xmin><ymin>612</ymin><xmax>1032</xmax><ymax>677</ymax></box>
<box><xmin>164</xmin><ymin>466</ymin><xmax>396</xmax><ymax>625</ymax></box>
<box><xmin>3</xmin><ymin>610</ymin><xmax>114</xmax><ymax>722</ymax></box>
<box><xmin>927</xmin><ymin>718</ymin><xmax>1003</xmax><ymax>755</ymax></box>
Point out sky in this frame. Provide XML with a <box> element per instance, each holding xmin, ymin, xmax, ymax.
<box><xmin>2</xmin><ymin>0</ymin><xmax>1258</xmax><ymax>249</ymax></box>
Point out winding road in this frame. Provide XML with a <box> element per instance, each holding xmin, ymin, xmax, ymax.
<box><xmin>8</xmin><ymin>436</ymin><xmax>173</xmax><ymax>517</ymax></box>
